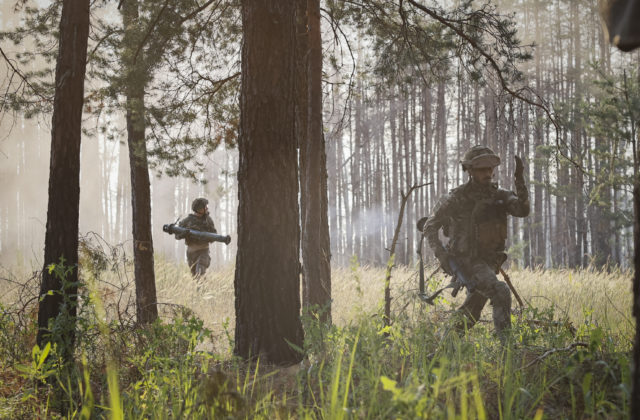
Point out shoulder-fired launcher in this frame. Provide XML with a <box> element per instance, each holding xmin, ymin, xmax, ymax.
<box><xmin>163</xmin><ymin>223</ymin><xmax>231</xmax><ymax>245</ymax></box>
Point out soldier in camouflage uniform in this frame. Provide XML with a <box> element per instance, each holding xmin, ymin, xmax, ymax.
<box><xmin>178</xmin><ymin>198</ymin><xmax>218</xmax><ymax>277</ymax></box>
<box><xmin>424</xmin><ymin>145</ymin><xmax>529</xmax><ymax>336</ymax></box>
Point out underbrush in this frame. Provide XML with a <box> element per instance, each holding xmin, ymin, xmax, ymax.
<box><xmin>0</xmin><ymin>242</ymin><xmax>633</xmax><ymax>419</ymax></box>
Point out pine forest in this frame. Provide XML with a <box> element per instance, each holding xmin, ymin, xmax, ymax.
<box><xmin>0</xmin><ymin>0</ymin><xmax>639</xmax><ymax>418</ymax></box>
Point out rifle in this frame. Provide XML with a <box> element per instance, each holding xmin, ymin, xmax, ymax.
<box><xmin>416</xmin><ymin>217</ymin><xmax>477</xmax><ymax>305</ymax></box>
<box><xmin>163</xmin><ymin>223</ymin><xmax>231</xmax><ymax>245</ymax></box>
<box><xmin>419</xmin><ymin>256</ymin><xmax>476</xmax><ymax>305</ymax></box>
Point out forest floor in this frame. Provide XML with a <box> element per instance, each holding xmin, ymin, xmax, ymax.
<box><xmin>0</xmin><ymin>250</ymin><xmax>634</xmax><ymax>419</ymax></box>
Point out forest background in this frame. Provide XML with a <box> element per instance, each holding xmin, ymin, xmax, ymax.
<box><xmin>1</xmin><ymin>0</ymin><xmax>638</xmax><ymax>273</ymax></box>
<box><xmin>0</xmin><ymin>0</ymin><xmax>639</xmax><ymax>418</ymax></box>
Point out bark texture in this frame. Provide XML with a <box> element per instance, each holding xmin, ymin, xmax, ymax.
<box><xmin>235</xmin><ymin>0</ymin><xmax>304</xmax><ymax>365</ymax></box>
<box><xmin>301</xmin><ymin>0</ymin><xmax>332</xmax><ymax>322</ymax></box>
<box><xmin>633</xmin><ymin>182</ymin><xmax>640</xmax><ymax>420</ymax></box>
<box><xmin>123</xmin><ymin>0</ymin><xmax>158</xmax><ymax>324</ymax></box>
<box><xmin>37</xmin><ymin>0</ymin><xmax>90</xmax><ymax>356</ymax></box>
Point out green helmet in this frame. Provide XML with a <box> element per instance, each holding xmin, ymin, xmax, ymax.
<box><xmin>191</xmin><ymin>197</ymin><xmax>209</xmax><ymax>212</ymax></box>
<box><xmin>461</xmin><ymin>145</ymin><xmax>501</xmax><ymax>171</ymax></box>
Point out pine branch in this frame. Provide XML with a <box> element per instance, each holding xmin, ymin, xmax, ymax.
<box><xmin>0</xmin><ymin>45</ymin><xmax>52</xmax><ymax>105</ymax></box>
<box><xmin>405</xmin><ymin>0</ymin><xmax>557</xmax><ymax>130</ymax></box>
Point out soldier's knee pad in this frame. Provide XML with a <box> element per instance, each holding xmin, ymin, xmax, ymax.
<box><xmin>493</xmin><ymin>282</ymin><xmax>511</xmax><ymax>305</ymax></box>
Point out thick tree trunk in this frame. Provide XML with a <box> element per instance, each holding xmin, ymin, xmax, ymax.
<box><xmin>122</xmin><ymin>0</ymin><xmax>158</xmax><ymax>325</ymax></box>
<box><xmin>37</xmin><ymin>0</ymin><xmax>90</xmax><ymax>359</ymax></box>
<box><xmin>235</xmin><ymin>0</ymin><xmax>304</xmax><ymax>365</ymax></box>
<box><xmin>633</xmin><ymin>182</ymin><xmax>640</xmax><ymax>420</ymax></box>
<box><xmin>295</xmin><ymin>0</ymin><xmax>308</xmax><ymax>249</ymax></box>
<box><xmin>301</xmin><ymin>0</ymin><xmax>331</xmax><ymax>322</ymax></box>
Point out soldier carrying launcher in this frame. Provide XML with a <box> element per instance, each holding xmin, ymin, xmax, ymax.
<box><xmin>164</xmin><ymin>198</ymin><xmax>231</xmax><ymax>278</ymax></box>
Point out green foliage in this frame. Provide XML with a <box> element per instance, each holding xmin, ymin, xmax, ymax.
<box><xmin>16</xmin><ymin>341</ymin><xmax>58</xmax><ymax>384</ymax></box>
<box><xmin>1</xmin><ymin>0</ymin><xmax>241</xmax><ymax>180</ymax></box>
<box><xmin>326</xmin><ymin>0</ymin><xmax>531</xmax><ymax>93</ymax></box>
<box><xmin>0</xmin><ymin>256</ymin><xmax>633</xmax><ymax>418</ymax></box>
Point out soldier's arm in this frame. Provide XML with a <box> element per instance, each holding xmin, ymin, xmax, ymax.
<box><xmin>424</xmin><ymin>196</ymin><xmax>451</xmax><ymax>258</ymax></box>
<box><xmin>504</xmin><ymin>178</ymin><xmax>530</xmax><ymax>217</ymax></box>
<box><xmin>176</xmin><ymin>217</ymin><xmax>189</xmax><ymax>239</ymax></box>
<box><xmin>506</xmin><ymin>156</ymin><xmax>530</xmax><ymax>217</ymax></box>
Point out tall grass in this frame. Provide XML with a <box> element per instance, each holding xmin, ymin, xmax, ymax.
<box><xmin>0</xmin><ymin>255</ymin><xmax>633</xmax><ymax>419</ymax></box>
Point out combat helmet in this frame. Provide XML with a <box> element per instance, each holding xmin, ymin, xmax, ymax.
<box><xmin>191</xmin><ymin>197</ymin><xmax>208</xmax><ymax>212</ymax></box>
<box><xmin>460</xmin><ymin>145</ymin><xmax>501</xmax><ymax>171</ymax></box>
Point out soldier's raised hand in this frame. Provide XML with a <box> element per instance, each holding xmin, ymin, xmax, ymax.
<box><xmin>514</xmin><ymin>155</ymin><xmax>525</xmax><ymax>181</ymax></box>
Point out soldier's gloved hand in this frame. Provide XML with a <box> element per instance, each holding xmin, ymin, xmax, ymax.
<box><xmin>435</xmin><ymin>250</ymin><xmax>453</xmax><ymax>275</ymax></box>
<box><xmin>514</xmin><ymin>155</ymin><xmax>525</xmax><ymax>181</ymax></box>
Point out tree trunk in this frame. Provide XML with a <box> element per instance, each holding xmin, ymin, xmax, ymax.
<box><xmin>295</xmin><ymin>0</ymin><xmax>308</xmax><ymax>253</ymax></box>
<box><xmin>301</xmin><ymin>0</ymin><xmax>331</xmax><ymax>322</ymax></box>
<box><xmin>235</xmin><ymin>0</ymin><xmax>304</xmax><ymax>365</ymax></box>
<box><xmin>116</xmin><ymin>140</ymin><xmax>130</xmax><ymax>243</ymax></box>
<box><xmin>533</xmin><ymin>4</ymin><xmax>546</xmax><ymax>267</ymax></box>
<box><xmin>37</xmin><ymin>0</ymin><xmax>90</xmax><ymax>359</ymax></box>
<box><xmin>122</xmin><ymin>0</ymin><xmax>158</xmax><ymax>325</ymax></box>
<box><xmin>326</xmin><ymin>73</ymin><xmax>342</xmax><ymax>263</ymax></box>
<box><xmin>436</xmin><ymin>82</ymin><xmax>447</xmax><ymax>198</ymax></box>
<box><xmin>633</xmin><ymin>182</ymin><xmax>640</xmax><ymax>420</ymax></box>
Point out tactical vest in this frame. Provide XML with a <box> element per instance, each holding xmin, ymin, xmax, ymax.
<box><xmin>446</xmin><ymin>183</ymin><xmax>508</xmax><ymax>265</ymax></box>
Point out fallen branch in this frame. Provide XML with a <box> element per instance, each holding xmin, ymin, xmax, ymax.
<box><xmin>519</xmin><ymin>342</ymin><xmax>588</xmax><ymax>370</ymax></box>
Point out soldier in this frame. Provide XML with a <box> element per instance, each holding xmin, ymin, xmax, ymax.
<box><xmin>178</xmin><ymin>198</ymin><xmax>217</xmax><ymax>277</ymax></box>
<box><xmin>424</xmin><ymin>145</ymin><xmax>530</xmax><ymax>338</ymax></box>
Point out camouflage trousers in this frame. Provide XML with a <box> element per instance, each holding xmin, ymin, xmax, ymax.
<box><xmin>186</xmin><ymin>247</ymin><xmax>211</xmax><ymax>277</ymax></box>
<box><xmin>453</xmin><ymin>259</ymin><xmax>512</xmax><ymax>334</ymax></box>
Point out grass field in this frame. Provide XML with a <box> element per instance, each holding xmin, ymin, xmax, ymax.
<box><xmin>0</xmin><ymin>252</ymin><xmax>634</xmax><ymax>419</ymax></box>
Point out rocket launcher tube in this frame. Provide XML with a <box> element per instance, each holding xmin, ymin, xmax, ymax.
<box><xmin>163</xmin><ymin>223</ymin><xmax>231</xmax><ymax>245</ymax></box>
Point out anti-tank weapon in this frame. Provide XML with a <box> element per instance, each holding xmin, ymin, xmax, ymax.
<box><xmin>163</xmin><ymin>223</ymin><xmax>231</xmax><ymax>245</ymax></box>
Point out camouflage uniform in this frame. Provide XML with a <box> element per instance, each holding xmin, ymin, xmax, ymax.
<box><xmin>179</xmin><ymin>200</ymin><xmax>217</xmax><ymax>277</ymax></box>
<box><xmin>424</xmin><ymin>148</ymin><xmax>529</xmax><ymax>335</ymax></box>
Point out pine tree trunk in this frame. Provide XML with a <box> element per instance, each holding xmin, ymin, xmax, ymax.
<box><xmin>436</xmin><ymin>82</ymin><xmax>447</xmax><ymax>197</ymax></box>
<box><xmin>37</xmin><ymin>0</ymin><xmax>90</xmax><ymax>358</ymax></box>
<box><xmin>327</xmin><ymin>74</ymin><xmax>341</xmax><ymax>263</ymax></box>
<box><xmin>122</xmin><ymin>0</ymin><xmax>158</xmax><ymax>325</ymax></box>
<box><xmin>533</xmin><ymin>4</ymin><xmax>546</xmax><ymax>267</ymax></box>
<box><xmin>116</xmin><ymin>140</ymin><xmax>130</xmax><ymax>243</ymax></box>
<box><xmin>301</xmin><ymin>0</ymin><xmax>331</xmax><ymax>322</ymax></box>
<box><xmin>633</xmin><ymin>182</ymin><xmax>640</xmax><ymax>419</ymax></box>
<box><xmin>522</xmin><ymin>104</ymin><xmax>531</xmax><ymax>268</ymax></box>
<box><xmin>235</xmin><ymin>0</ymin><xmax>304</xmax><ymax>365</ymax></box>
<box><xmin>295</xmin><ymin>0</ymin><xmax>308</xmax><ymax>253</ymax></box>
